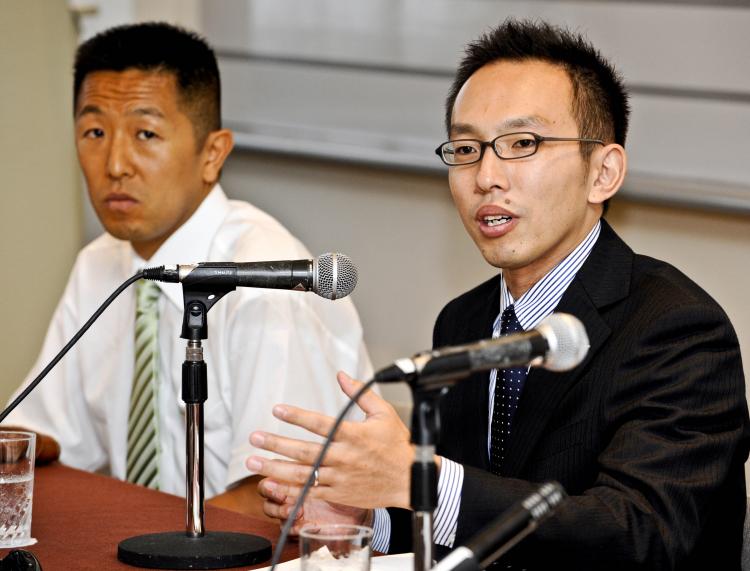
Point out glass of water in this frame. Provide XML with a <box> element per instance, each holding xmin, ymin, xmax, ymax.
<box><xmin>300</xmin><ymin>524</ymin><xmax>372</xmax><ymax>571</ymax></box>
<box><xmin>0</xmin><ymin>431</ymin><xmax>36</xmax><ymax>548</ymax></box>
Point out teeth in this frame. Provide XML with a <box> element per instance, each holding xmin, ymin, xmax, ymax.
<box><xmin>483</xmin><ymin>215</ymin><xmax>512</xmax><ymax>227</ymax></box>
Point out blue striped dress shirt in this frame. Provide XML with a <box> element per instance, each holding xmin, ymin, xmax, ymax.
<box><xmin>371</xmin><ymin>221</ymin><xmax>601</xmax><ymax>553</ymax></box>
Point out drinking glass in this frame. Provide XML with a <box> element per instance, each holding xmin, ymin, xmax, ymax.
<box><xmin>0</xmin><ymin>431</ymin><xmax>36</xmax><ymax>548</ymax></box>
<box><xmin>300</xmin><ymin>524</ymin><xmax>372</xmax><ymax>570</ymax></box>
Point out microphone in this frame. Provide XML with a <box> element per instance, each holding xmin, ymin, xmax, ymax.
<box><xmin>374</xmin><ymin>313</ymin><xmax>588</xmax><ymax>389</ymax></box>
<box><xmin>432</xmin><ymin>482</ymin><xmax>567</xmax><ymax>571</ymax></box>
<box><xmin>141</xmin><ymin>252</ymin><xmax>357</xmax><ymax>300</ymax></box>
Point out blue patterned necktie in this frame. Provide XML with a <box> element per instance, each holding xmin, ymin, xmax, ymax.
<box><xmin>489</xmin><ymin>304</ymin><xmax>528</xmax><ymax>475</ymax></box>
<box><xmin>126</xmin><ymin>279</ymin><xmax>160</xmax><ymax>489</ymax></box>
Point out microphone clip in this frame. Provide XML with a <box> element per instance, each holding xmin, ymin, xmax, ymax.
<box><xmin>180</xmin><ymin>284</ymin><xmax>235</xmax><ymax>341</ymax></box>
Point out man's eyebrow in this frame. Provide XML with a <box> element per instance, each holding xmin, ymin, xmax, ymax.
<box><xmin>128</xmin><ymin>107</ymin><xmax>165</xmax><ymax>119</ymax></box>
<box><xmin>76</xmin><ymin>104</ymin><xmax>102</xmax><ymax>119</ymax></box>
<box><xmin>449</xmin><ymin>123</ymin><xmax>480</xmax><ymax>138</ymax></box>
<box><xmin>498</xmin><ymin>115</ymin><xmax>550</xmax><ymax>130</ymax></box>
<box><xmin>449</xmin><ymin>115</ymin><xmax>551</xmax><ymax>138</ymax></box>
<box><xmin>75</xmin><ymin>105</ymin><xmax>166</xmax><ymax>119</ymax></box>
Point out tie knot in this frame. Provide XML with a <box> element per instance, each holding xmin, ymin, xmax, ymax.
<box><xmin>500</xmin><ymin>304</ymin><xmax>523</xmax><ymax>335</ymax></box>
<box><xmin>136</xmin><ymin>279</ymin><xmax>160</xmax><ymax>310</ymax></box>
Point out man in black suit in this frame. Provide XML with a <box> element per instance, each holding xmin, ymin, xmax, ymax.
<box><xmin>246</xmin><ymin>20</ymin><xmax>749</xmax><ymax>569</ymax></box>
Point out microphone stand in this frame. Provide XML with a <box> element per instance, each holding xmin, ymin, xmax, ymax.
<box><xmin>409</xmin><ymin>388</ymin><xmax>444</xmax><ymax>571</ymax></box>
<box><xmin>118</xmin><ymin>285</ymin><xmax>271</xmax><ymax>569</ymax></box>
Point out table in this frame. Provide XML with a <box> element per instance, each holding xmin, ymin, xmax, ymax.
<box><xmin>0</xmin><ymin>463</ymin><xmax>297</xmax><ymax>570</ymax></box>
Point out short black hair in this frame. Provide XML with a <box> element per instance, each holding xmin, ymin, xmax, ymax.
<box><xmin>446</xmin><ymin>19</ymin><xmax>630</xmax><ymax>152</ymax></box>
<box><xmin>74</xmin><ymin>22</ymin><xmax>221</xmax><ymax>145</ymax></box>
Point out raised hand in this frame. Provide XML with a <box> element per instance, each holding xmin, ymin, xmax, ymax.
<box><xmin>247</xmin><ymin>372</ymin><xmax>414</xmax><ymax>510</ymax></box>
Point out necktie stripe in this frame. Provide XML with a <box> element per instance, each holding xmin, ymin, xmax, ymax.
<box><xmin>132</xmin><ymin>353</ymin><xmax>157</xmax><ymax>389</ymax></box>
<box><xmin>127</xmin><ymin>445</ymin><xmax>154</xmax><ymax>477</ymax></box>
<box><xmin>133</xmin><ymin>452</ymin><xmax>157</xmax><ymax>482</ymax></box>
<box><xmin>127</xmin><ymin>411</ymin><xmax>156</xmax><ymax>460</ymax></box>
<box><xmin>127</xmin><ymin>424</ymin><xmax>157</xmax><ymax>472</ymax></box>
<box><xmin>134</xmin><ymin>328</ymin><xmax>157</xmax><ymax>358</ymax></box>
<box><xmin>134</xmin><ymin>318</ymin><xmax>155</xmax><ymax>339</ymax></box>
<box><xmin>138</xmin><ymin>462</ymin><xmax>159</xmax><ymax>490</ymax></box>
<box><xmin>130</xmin><ymin>365</ymin><xmax>157</xmax><ymax>416</ymax></box>
<box><xmin>134</xmin><ymin>318</ymin><xmax>158</xmax><ymax>348</ymax></box>
<box><xmin>129</xmin><ymin>447</ymin><xmax>157</xmax><ymax>482</ymax></box>
<box><xmin>126</xmin><ymin>280</ymin><xmax>160</xmax><ymax>490</ymax></box>
<box><xmin>129</xmin><ymin>374</ymin><xmax>154</xmax><ymax>416</ymax></box>
<box><xmin>127</xmin><ymin>406</ymin><xmax>155</xmax><ymax>449</ymax></box>
<box><xmin>128</xmin><ymin>426</ymin><xmax>155</xmax><ymax>462</ymax></box>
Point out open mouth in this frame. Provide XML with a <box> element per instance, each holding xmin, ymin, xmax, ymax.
<box><xmin>482</xmin><ymin>214</ymin><xmax>513</xmax><ymax>227</ymax></box>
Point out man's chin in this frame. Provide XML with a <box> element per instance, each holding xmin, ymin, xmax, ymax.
<box><xmin>99</xmin><ymin>220</ymin><xmax>144</xmax><ymax>243</ymax></box>
<box><xmin>478</xmin><ymin>243</ymin><xmax>517</xmax><ymax>270</ymax></box>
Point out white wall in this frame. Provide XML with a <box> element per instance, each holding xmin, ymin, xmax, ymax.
<box><xmin>209</xmin><ymin>0</ymin><xmax>750</xmax><ymax>213</ymax></box>
<box><xmin>0</xmin><ymin>1</ymin><xmax>82</xmax><ymax>404</ymax></box>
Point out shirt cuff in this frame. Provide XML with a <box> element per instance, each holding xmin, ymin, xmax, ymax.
<box><xmin>371</xmin><ymin>508</ymin><xmax>392</xmax><ymax>553</ymax></box>
<box><xmin>433</xmin><ymin>457</ymin><xmax>464</xmax><ymax>547</ymax></box>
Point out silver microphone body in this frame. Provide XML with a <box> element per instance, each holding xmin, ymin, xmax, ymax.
<box><xmin>375</xmin><ymin>313</ymin><xmax>589</xmax><ymax>388</ymax></box>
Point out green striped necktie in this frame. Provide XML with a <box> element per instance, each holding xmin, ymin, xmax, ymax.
<box><xmin>126</xmin><ymin>279</ymin><xmax>161</xmax><ymax>489</ymax></box>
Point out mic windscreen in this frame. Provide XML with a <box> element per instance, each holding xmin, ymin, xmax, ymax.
<box><xmin>314</xmin><ymin>253</ymin><xmax>358</xmax><ymax>300</ymax></box>
<box><xmin>538</xmin><ymin>313</ymin><xmax>589</xmax><ymax>372</ymax></box>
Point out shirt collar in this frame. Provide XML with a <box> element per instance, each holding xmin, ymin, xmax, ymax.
<box><xmin>495</xmin><ymin>220</ymin><xmax>601</xmax><ymax>332</ymax></box>
<box><xmin>131</xmin><ymin>184</ymin><xmax>230</xmax><ymax>309</ymax></box>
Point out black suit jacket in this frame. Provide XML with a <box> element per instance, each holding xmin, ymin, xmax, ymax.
<box><xmin>390</xmin><ymin>221</ymin><xmax>749</xmax><ymax>570</ymax></box>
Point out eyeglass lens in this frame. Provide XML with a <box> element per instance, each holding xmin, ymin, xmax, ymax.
<box><xmin>441</xmin><ymin>132</ymin><xmax>540</xmax><ymax>164</ymax></box>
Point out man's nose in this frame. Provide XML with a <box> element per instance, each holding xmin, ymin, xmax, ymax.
<box><xmin>475</xmin><ymin>146</ymin><xmax>510</xmax><ymax>194</ymax></box>
<box><xmin>106</xmin><ymin>133</ymin><xmax>134</xmax><ymax>179</ymax></box>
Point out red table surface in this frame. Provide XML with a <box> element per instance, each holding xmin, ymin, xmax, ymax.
<box><xmin>0</xmin><ymin>463</ymin><xmax>297</xmax><ymax>570</ymax></box>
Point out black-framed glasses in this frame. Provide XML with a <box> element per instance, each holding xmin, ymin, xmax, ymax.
<box><xmin>434</xmin><ymin>132</ymin><xmax>604</xmax><ymax>166</ymax></box>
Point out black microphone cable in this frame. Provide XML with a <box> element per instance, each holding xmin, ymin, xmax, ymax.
<box><xmin>269</xmin><ymin>376</ymin><xmax>378</xmax><ymax>570</ymax></box>
<box><xmin>0</xmin><ymin>271</ymin><xmax>144</xmax><ymax>424</ymax></box>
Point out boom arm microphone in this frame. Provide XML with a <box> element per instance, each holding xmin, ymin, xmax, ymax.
<box><xmin>374</xmin><ymin>313</ymin><xmax>588</xmax><ymax>389</ymax></box>
<box><xmin>432</xmin><ymin>482</ymin><xmax>567</xmax><ymax>571</ymax></box>
<box><xmin>141</xmin><ymin>252</ymin><xmax>357</xmax><ymax>300</ymax></box>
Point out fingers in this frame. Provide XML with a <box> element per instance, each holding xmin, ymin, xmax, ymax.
<box><xmin>247</xmin><ymin>456</ymin><xmax>335</xmax><ymax>492</ymax></box>
<box><xmin>271</xmin><ymin>405</ymin><xmax>338</xmax><ymax>439</ymax></box>
<box><xmin>250</xmin><ymin>431</ymin><xmax>322</xmax><ymax>465</ymax></box>
<box><xmin>258</xmin><ymin>478</ymin><xmax>306</xmax><ymax>527</ymax></box>
<box><xmin>263</xmin><ymin>496</ymin><xmax>300</xmax><ymax>520</ymax></box>
<box><xmin>247</xmin><ymin>456</ymin><xmax>308</xmax><ymax>483</ymax></box>
<box><xmin>337</xmin><ymin>371</ymin><xmax>392</xmax><ymax>418</ymax></box>
<box><xmin>257</xmin><ymin>477</ymin><xmax>290</xmax><ymax>503</ymax></box>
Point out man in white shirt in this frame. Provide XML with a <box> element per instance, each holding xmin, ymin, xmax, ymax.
<box><xmin>2</xmin><ymin>22</ymin><xmax>372</xmax><ymax>517</ymax></box>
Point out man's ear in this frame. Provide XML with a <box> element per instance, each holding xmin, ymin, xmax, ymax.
<box><xmin>587</xmin><ymin>143</ymin><xmax>627</xmax><ymax>205</ymax></box>
<box><xmin>200</xmin><ymin>128</ymin><xmax>234</xmax><ymax>186</ymax></box>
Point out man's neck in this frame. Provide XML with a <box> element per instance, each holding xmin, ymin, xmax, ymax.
<box><xmin>130</xmin><ymin>184</ymin><xmax>215</xmax><ymax>261</ymax></box>
<box><xmin>503</xmin><ymin>218</ymin><xmax>601</xmax><ymax>300</ymax></box>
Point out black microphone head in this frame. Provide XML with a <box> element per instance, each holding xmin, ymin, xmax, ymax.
<box><xmin>313</xmin><ymin>253</ymin><xmax>358</xmax><ymax>300</ymax></box>
<box><xmin>537</xmin><ymin>313</ymin><xmax>589</xmax><ymax>372</ymax></box>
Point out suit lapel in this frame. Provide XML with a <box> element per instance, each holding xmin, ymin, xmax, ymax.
<box><xmin>438</xmin><ymin>277</ymin><xmax>499</xmax><ymax>470</ymax></box>
<box><xmin>501</xmin><ymin>220</ymin><xmax>634</xmax><ymax>476</ymax></box>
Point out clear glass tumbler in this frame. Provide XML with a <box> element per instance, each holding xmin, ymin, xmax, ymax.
<box><xmin>0</xmin><ymin>431</ymin><xmax>36</xmax><ymax>548</ymax></box>
<box><xmin>300</xmin><ymin>524</ymin><xmax>372</xmax><ymax>571</ymax></box>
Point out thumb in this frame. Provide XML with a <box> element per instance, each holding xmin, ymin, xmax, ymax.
<box><xmin>336</xmin><ymin>371</ymin><xmax>389</xmax><ymax>418</ymax></box>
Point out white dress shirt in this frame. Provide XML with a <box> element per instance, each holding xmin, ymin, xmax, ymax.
<box><xmin>5</xmin><ymin>185</ymin><xmax>373</xmax><ymax>497</ymax></box>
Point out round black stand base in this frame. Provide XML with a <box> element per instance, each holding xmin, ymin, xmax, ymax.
<box><xmin>118</xmin><ymin>531</ymin><xmax>272</xmax><ymax>569</ymax></box>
